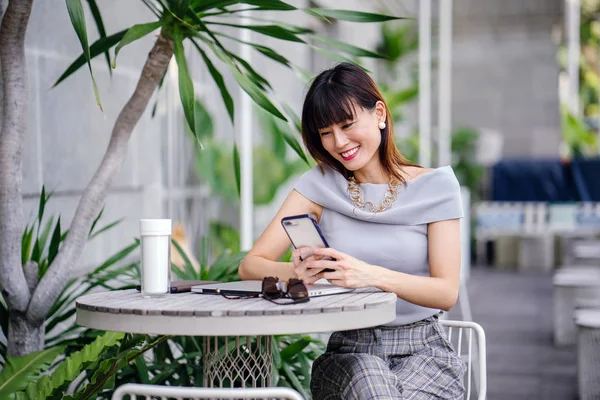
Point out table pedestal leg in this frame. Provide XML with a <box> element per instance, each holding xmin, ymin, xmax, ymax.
<box><xmin>203</xmin><ymin>336</ymin><xmax>273</xmax><ymax>388</ymax></box>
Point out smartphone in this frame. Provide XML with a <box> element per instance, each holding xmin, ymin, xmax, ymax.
<box><xmin>281</xmin><ymin>214</ymin><xmax>335</xmax><ymax>272</ymax></box>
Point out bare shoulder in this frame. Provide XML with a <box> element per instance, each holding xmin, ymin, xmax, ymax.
<box><xmin>401</xmin><ymin>166</ymin><xmax>434</xmax><ymax>182</ymax></box>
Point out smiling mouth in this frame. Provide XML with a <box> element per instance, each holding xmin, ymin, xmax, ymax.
<box><xmin>340</xmin><ymin>146</ymin><xmax>360</xmax><ymax>161</ymax></box>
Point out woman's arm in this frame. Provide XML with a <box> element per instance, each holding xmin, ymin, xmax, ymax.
<box><xmin>377</xmin><ymin>218</ymin><xmax>461</xmax><ymax>310</ymax></box>
<box><xmin>238</xmin><ymin>189</ymin><xmax>322</xmax><ymax>281</ymax></box>
<box><xmin>312</xmin><ymin>218</ymin><xmax>462</xmax><ymax>311</ymax></box>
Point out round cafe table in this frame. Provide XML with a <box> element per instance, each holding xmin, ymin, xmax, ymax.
<box><xmin>76</xmin><ymin>287</ymin><xmax>396</xmax><ymax>388</ymax></box>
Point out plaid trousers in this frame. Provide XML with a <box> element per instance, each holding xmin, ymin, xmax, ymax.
<box><xmin>310</xmin><ymin>315</ymin><xmax>466</xmax><ymax>400</ymax></box>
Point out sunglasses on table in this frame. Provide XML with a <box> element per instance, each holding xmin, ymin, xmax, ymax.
<box><xmin>261</xmin><ymin>276</ymin><xmax>310</xmax><ymax>305</ymax></box>
<box><xmin>220</xmin><ymin>276</ymin><xmax>309</xmax><ymax>305</ymax></box>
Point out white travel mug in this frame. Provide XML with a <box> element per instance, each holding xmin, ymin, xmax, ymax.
<box><xmin>139</xmin><ymin>219</ymin><xmax>171</xmax><ymax>298</ymax></box>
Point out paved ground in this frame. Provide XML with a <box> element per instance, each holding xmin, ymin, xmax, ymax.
<box><xmin>450</xmin><ymin>267</ymin><xmax>578</xmax><ymax>400</ymax></box>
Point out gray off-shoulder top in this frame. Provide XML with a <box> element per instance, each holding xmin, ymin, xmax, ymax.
<box><xmin>294</xmin><ymin>164</ymin><xmax>463</xmax><ymax>326</ymax></box>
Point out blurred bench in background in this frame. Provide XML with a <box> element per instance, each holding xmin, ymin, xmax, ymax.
<box><xmin>473</xmin><ymin>201</ymin><xmax>600</xmax><ymax>270</ymax></box>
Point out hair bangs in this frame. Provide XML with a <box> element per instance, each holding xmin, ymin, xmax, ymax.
<box><xmin>305</xmin><ymin>83</ymin><xmax>357</xmax><ymax>137</ymax></box>
<box><xmin>301</xmin><ymin>62</ymin><xmax>420</xmax><ymax>182</ymax></box>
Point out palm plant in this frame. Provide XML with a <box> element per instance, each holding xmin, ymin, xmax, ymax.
<box><xmin>0</xmin><ymin>0</ymin><xmax>400</xmax><ymax>357</ymax></box>
<box><xmin>0</xmin><ymin>188</ymin><xmax>140</xmax><ymax>363</ymax></box>
<box><xmin>0</xmin><ymin>331</ymin><xmax>170</xmax><ymax>399</ymax></box>
<box><xmin>192</xmin><ymin>100</ymin><xmax>311</xmax><ymax>205</ymax></box>
<box><xmin>0</xmin><ymin>189</ymin><xmax>249</xmax><ymax>397</ymax></box>
<box><xmin>107</xmin><ymin>241</ymin><xmax>322</xmax><ymax>398</ymax></box>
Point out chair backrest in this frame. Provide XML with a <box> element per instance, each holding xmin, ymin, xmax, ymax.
<box><xmin>111</xmin><ymin>384</ymin><xmax>305</xmax><ymax>400</ymax></box>
<box><xmin>438</xmin><ymin>319</ymin><xmax>487</xmax><ymax>400</ymax></box>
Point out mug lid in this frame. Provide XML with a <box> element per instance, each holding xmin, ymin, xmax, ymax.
<box><xmin>140</xmin><ymin>219</ymin><xmax>172</xmax><ymax>235</ymax></box>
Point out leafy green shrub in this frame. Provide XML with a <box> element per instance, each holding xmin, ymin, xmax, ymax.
<box><xmin>0</xmin><ymin>188</ymin><xmax>140</xmax><ymax>362</ymax></box>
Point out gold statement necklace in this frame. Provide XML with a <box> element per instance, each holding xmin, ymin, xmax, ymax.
<box><xmin>347</xmin><ymin>175</ymin><xmax>401</xmax><ymax>214</ymax></box>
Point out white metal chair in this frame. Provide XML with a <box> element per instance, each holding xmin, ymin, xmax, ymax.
<box><xmin>113</xmin><ymin>321</ymin><xmax>486</xmax><ymax>400</ymax></box>
<box><xmin>111</xmin><ymin>383</ymin><xmax>305</xmax><ymax>400</ymax></box>
<box><xmin>438</xmin><ymin>319</ymin><xmax>487</xmax><ymax>400</ymax></box>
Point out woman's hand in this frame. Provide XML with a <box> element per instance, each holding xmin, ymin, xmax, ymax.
<box><xmin>307</xmin><ymin>248</ymin><xmax>382</xmax><ymax>288</ymax></box>
<box><xmin>291</xmin><ymin>247</ymin><xmax>325</xmax><ymax>284</ymax></box>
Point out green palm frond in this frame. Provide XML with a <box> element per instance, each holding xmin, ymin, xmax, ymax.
<box><xmin>59</xmin><ymin>0</ymin><xmax>402</xmax><ymax>148</ymax></box>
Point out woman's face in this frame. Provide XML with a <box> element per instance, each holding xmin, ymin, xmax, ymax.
<box><xmin>318</xmin><ymin>101</ymin><xmax>386</xmax><ymax>173</ymax></box>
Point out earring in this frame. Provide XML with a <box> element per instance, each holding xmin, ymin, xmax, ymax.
<box><xmin>378</xmin><ymin>121</ymin><xmax>386</xmax><ymax>130</ymax></box>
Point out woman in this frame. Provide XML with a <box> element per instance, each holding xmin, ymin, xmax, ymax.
<box><xmin>238</xmin><ymin>62</ymin><xmax>466</xmax><ymax>399</ymax></box>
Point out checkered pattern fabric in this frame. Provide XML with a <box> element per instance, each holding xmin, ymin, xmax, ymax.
<box><xmin>311</xmin><ymin>316</ymin><xmax>466</xmax><ymax>399</ymax></box>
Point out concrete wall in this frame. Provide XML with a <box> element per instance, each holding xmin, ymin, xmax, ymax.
<box><xmin>451</xmin><ymin>0</ymin><xmax>563</xmax><ymax>158</ymax></box>
<box><xmin>21</xmin><ymin>1</ymin><xmax>164</xmax><ymax>271</ymax></box>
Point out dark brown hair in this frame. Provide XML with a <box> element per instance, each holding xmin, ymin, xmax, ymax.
<box><xmin>301</xmin><ymin>62</ymin><xmax>419</xmax><ymax>183</ymax></box>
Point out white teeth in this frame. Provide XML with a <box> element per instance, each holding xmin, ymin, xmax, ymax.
<box><xmin>341</xmin><ymin>147</ymin><xmax>359</xmax><ymax>158</ymax></box>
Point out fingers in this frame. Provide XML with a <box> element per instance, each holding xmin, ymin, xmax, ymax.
<box><xmin>310</xmin><ymin>267</ymin><xmax>325</xmax><ymax>276</ymax></box>
<box><xmin>321</xmin><ymin>270</ymin><xmax>344</xmax><ymax>281</ymax></box>
<box><xmin>293</xmin><ymin>263</ymin><xmax>306</xmax><ymax>280</ymax></box>
<box><xmin>292</xmin><ymin>247</ymin><xmax>322</xmax><ymax>282</ymax></box>
<box><xmin>306</xmin><ymin>259</ymin><xmax>339</xmax><ymax>271</ymax></box>
<box><xmin>306</xmin><ymin>269</ymin><xmax>324</xmax><ymax>279</ymax></box>
<box><xmin>314</xmin><ymin>247</ymin><xmax>344</xmax><ymax>260</ymax></box>
<box><xmin>296</xmin><ymin>269</ymin><xmax>322</xmax><ymax>284</ymax></box>
<box><xmin>292</xmin><ymin>247</ymin><xmax>313</xmax><ymax>265</ymax></box>
<box><xmin>300</xmin><ymin>247</ymin><xmax>314</xmax><ymax>261</ymax></box>
<box><xmin>292</xmin><ymin>250</ymin><xmax>302</xmax><ymax>266</ymax></box>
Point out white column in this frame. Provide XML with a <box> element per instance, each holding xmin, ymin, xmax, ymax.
<box><xmin>419</xmin><ymin>0</ymin><xmax>432</xmax><ymax>167</ymax></box>
<box><xmin>239</xmin><ymin>11</ymin><xmax>254</xmax><ymax>251</ymax></box>
<box><xmin>165</xmin><ymin>58</ymin><xmax>179</xmax><ymax>218</ymax></box>
<box><xmin>438</xmin><ymin>0</ymin><xmax>453</xmax><ymax>167</ymax></box>
<box><xmin>566</xmin><ymin>0</ymin><xmax>580</xmax><ymax>115</ymax></box>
